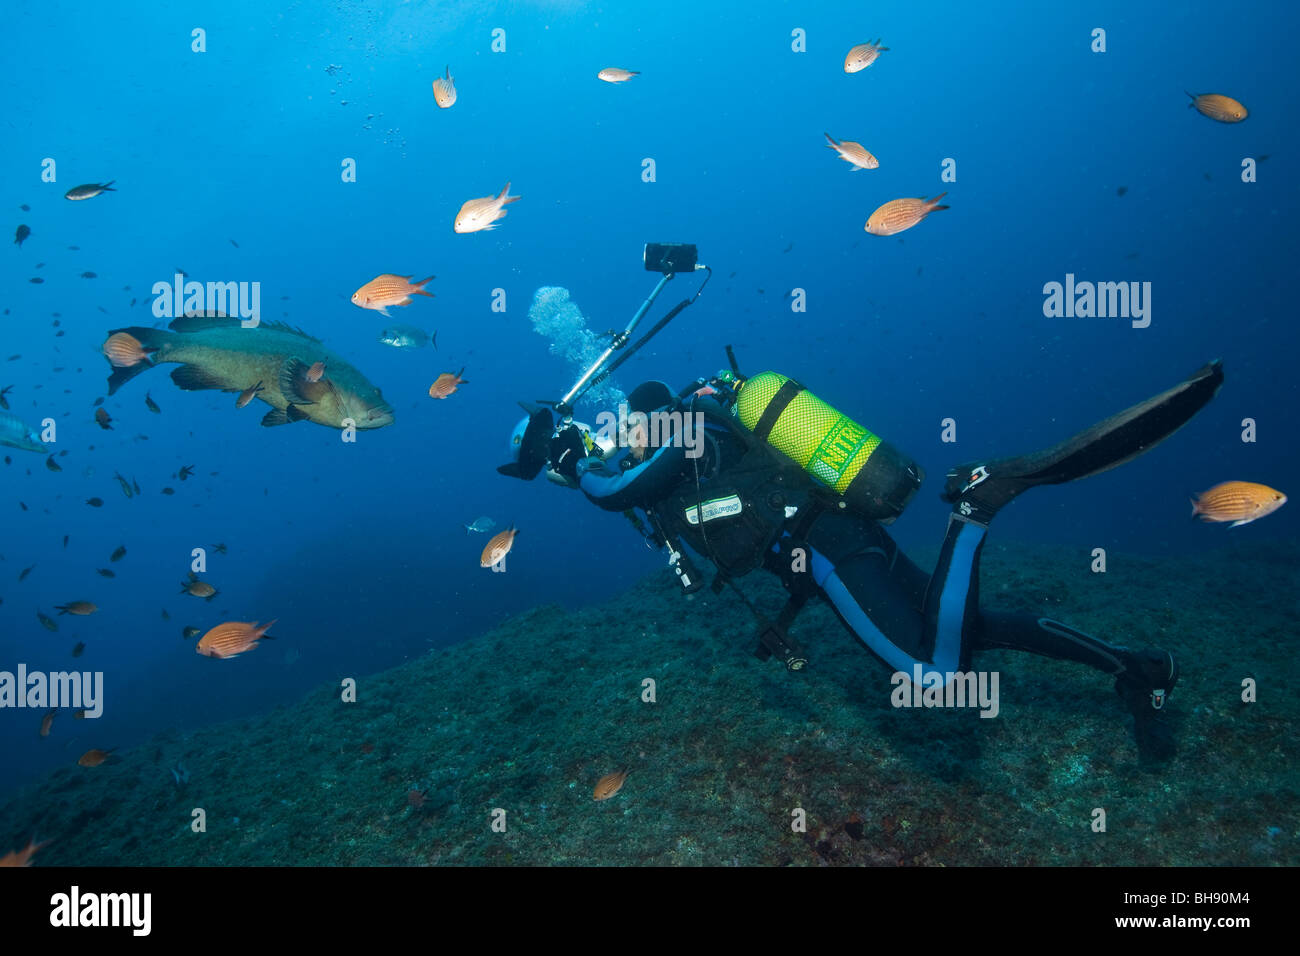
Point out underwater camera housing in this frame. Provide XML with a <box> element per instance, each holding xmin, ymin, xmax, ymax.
<box><xmin>644</xmin><ymin>242</ymin><xmax>698</xmax><ymax>275</ymax></box>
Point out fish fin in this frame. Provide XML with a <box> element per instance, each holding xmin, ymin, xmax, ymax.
<box><xmin>1229</xmin><ymin>518</ymin><xmax>1254</xmax><ymax>528</ymax></box>
<box><xmin>286</xmin><ymin>403</ymin><xmax>311</xmax><ymax>422</ymax></box>
<box><xmin>278</xmin><ymin>359</ymin><xmax>313</xmax><ymax>404</ymax></box>
<box><xmin>171</xmin><ymin>364</ymin><xmax>227</xmax><ymax>391</ymax></box>
<box><xmin>101</xmin><ymin>181</ymin><xmax>116</xmax><ymax>191</ymax></box>
<box><xmin>106</xmin><ymin>361</ymin><xmax>154</xmax><ymax>395</ymax></box>
<box><xmin>1189</xmin><ymin>495</ymin><xmax>1200</xmax><ymax>518</ymax></box>
<box><xmin>411</xmin><ymin>275</ymin><xmax>436</xmax><ymax>297</ymax></box>
<box><xmin>261</xmin><ymin>408</ymin><xmax>291</xmax><ymax>427</ymax></box>
<box><xmin>168</xmin><ymin>313</ymin><xmax>241</xmax><ymax>332</ymax></box>
<box><xmin>928</xmin><ymin>191</ymin><xmax>949</xmax><ymax>208</ymax></box>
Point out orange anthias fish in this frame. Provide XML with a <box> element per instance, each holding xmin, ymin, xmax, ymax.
<box><xmin>429</xmin><ymin>367</ymin><xmax>468</xmax><ymax>399</ymax></box>
<box><xmin>597</xmin><ymin>67</ymin><xmax>639</xmax><ymax>83</ymax></box>
<box><xmin>55</xmin><ymin>601</ymin><xmax>97</xmax><ymax>616</ymax></box>
<box><xmin>305</xmin><ymin>361</ymin><xmax>326</xmax><ymax>383</ymax></box>
<box><xmin>196</xmin><ymin>619</ymin><xmax>277</xmax><ymax>659</ymax></box>
<box><xmin>39</xmin><ymin>709</ymin><xmax>56</xmax><ymax>738</ymax></box>
<box><xmin>824</xmin><ymin>132</ymin><xmax>879</xmax><ymax>170</ymax></box>
<box><xmin>78</xmin><ymin>747</ymin><xmax>117</xmax><ymax>767</ymax></box>
<box><xmin>866</xmin><ymin>193</ymin><xmax>949</xmax><ymax>236</ymax></box>
<box><xmin>593</xmin><ymin>769</ymin><xmax>629</xmax><ymax>801</ymax></box>
<box><xmin>1186</xmin><ymin>91</ymin><xmax>1248</xmax><ymax>123</ymax></box>
<box><xmin>101</xmin><ymin>331</ymin><xmax>155</xmax><ymax>368</ymax></box>
<box><xmin>480</xmin><ymin>526</ymin><xmax>518</xmax><ymax>568</ymax></box>
<box><xmin>454</xmin><ymin>182</ymin><xmax>520</xmax><ymax>234</ymax></box>
<box><xmin>0</xmin><ymin>837</ymin><xmax>51</xmax><ymax>867</ymax></box>
<box><xmin>351</xmin><ymin>274</ymin><xmax>436</xmax><ymax>316</ymax></box>
<box><xmin>432</xmin><ymin>65</ymin><xmax>457</xmax><ymax>108</ymax></box>
<box><xmin>844</xmin><ymin>39</ymin><xmax>889</xmax><ymax>73</ymax></box>
<box><xmin>1191</xmin><ymin>481</ymin><xmax>1286</xmax><ymax>527</ymax></box>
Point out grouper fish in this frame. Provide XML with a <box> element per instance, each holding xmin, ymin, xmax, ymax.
<box><xmin>0</xmin><ymin>410</ymin><xmax>45</xmax><ymax>453</ymax></box>
<box><xmin>103</xmin><ymin>314</ymin><xmax>395</xmax><ymax>430</ymax></box>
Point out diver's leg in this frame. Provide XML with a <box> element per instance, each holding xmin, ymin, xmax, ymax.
<box><xmin>942</xmin><ymin>360</ymin><xmax>1223</xmax><ymax>525</ymax></box>
<box><xmin>975</xmin><ymin>610</ymin><xmax>1180</xmax><ymax>762</ymax></box>
<box><xmin>793</xmin><ymin>511</ymin><xmax>973</xmax><ymax>678</ymax></box>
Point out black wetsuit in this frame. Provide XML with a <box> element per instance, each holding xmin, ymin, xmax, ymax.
<box><xmin>574</xmin><ymin>387</ymin><xmax>1135</xmax><ymax>684</ymax></box>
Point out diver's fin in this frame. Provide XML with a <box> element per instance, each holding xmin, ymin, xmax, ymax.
<box><xmin>170</xmin><ymin>364</ymin><xmax>227</xmax><ymax>391</ymax></box>
<box><xmin>278</xmin><ymin>359</ymin><xmax>312</xmax><ymax>405</ymax></box>
<box><xmin>261</xmin><ymin>408</ymin><xmax>291</xmax><ymax>427</ymax></box>
<box><xmin>943</xmin><ymin>360</ymin><xmax>1225</xmax><ymax>524</ymax></box>
<box><xmin>285</xmin><ymin>403</ymin><xmax>310</xmax><ymax>422</ymax></box>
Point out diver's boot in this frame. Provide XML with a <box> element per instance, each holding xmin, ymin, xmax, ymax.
<box><xmin>1114</xmin><ymin>647</ymin><xmax>1179</xmax><ymax>764</ymax></box>
<box><xmin>941</xmin><ymin>360</ymin><xmax>1224</xmax><ymax>525</ymax></box>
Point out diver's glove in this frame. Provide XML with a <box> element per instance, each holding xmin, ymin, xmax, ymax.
<box><xmin>549</xmin><ymin>426</ymin><xmax>589</xmax><ymax>483</ymax></box>
<box><xmin>1114</xmin><ymin>647</ymin><xmax>1180</xmax><ymax>765</ymax></box>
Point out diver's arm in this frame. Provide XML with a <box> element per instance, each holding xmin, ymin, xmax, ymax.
<box><xmin>578</xmin><ymin>443</ymin><xmax>689</xmax><ymax>512</ymax></box>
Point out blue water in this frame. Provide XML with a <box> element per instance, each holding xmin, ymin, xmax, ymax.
<box><xmin>2</xmin><ymin>0</ymin><xmax>1296</xmax><ymax>799</ymax></box>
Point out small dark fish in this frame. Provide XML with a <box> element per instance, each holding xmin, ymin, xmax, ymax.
<box><xmin>64</xmin><ymin>181</ymin><xmax>116</xmax><ymax>201</ymax></box>
<box><xmin>130</xmin><ymin>298</ymin><xmax>137</xmax><ymax>307</ymax></box>
<box><xmin>97</xmin><ymin>306</ymin><xmax>107</xmax><ymax>314</ymax></box>
<box><xmin>71</xmin><ymin>641</ymin><xmax>85</xmax><ymax>658</ymax></box>
<box><xmin>68</xmin><ymin>245</ymin><xmax>79</xmax><ymax>250</ymax></box>
<box><xmin>19</xmin><ymin>501</ymin><xmax>27</xmax><ymax>511</ymax></box>
<box><xmin>45</xmin><ymin>456</ymin><xmax>61</xmax><ymax>472</ymax></box>
<box><xmin>113</xmin><ymin>472</ymin><xmax>133</xmax><ymax>499</ymax></box>
<box><xmin>182</xmin><ymin>626</ymin><xmax>201</xmax><ymax>640</ymax></box>
<box><xmin>28</xmin><ymin>277</ymin><xmax>44</xmax><ymax>284</ymax></box>
<box><xmin>144</xmin><ymin>392</ymin><xmax>161</xmax><ymax>414</ymax></box>
<box><xmin>161</xmin><ymin>608</ymin><xmax>171</xmax><ymax>621</ymax></box>
<box><xmin>63</xmin><ymin>535</ymin><xmax>69</xmax><ymax>549</ymax></box>
<box><xmin>81</xmin><ymin>271</ymin><xmax>97</xmax><ymax>279</ymax></box>
<box><xmin>178</xmin><ymin>465</ymin><xmax>194</xmax><ymax>481</ymax></box>
<box><xmin>782</xmin><ymin>242</ymin><xmax>793</xmax><ymax>253</ymax></box>
<box><xmin>161</xmin><ymin>487</ymin><xmax>175</xmax><ymax>495</ymax></box>
<box><xmin>175</xmin><ymin>267</ymin><xmax>187</xmax><ymax>278</ymax></box>
<box><xmin>35</xmin><ymin>262</ymin><xmax>45</xmax><ymax>269</ymax></box>
<box><xmin>19</xmin><ymin>564</ymin><xmax>36</xmax><ymax>582</ymax></box>
<box><xmin>230</xmin><ymin>239</ymin><xmax>239</xmax><ymax>248</ymax></box>
<box><xmin>14</xmin><ymin>225</ymin><xmax>30</xmax><ymax>247</ymax></box>
<box><xmin>86</xmin><ymin>497</ymin><xmax>103</xmax><ymax>507</ymax></box>
<box><xmin>110</xmin><ymin>546</ymin><xmax>126</xmax><ymax>562</ymax></box>
<box><xmin>94</xmin><ymin>408</ymin><xmax>113</xmax><ymax>430</ymax></box>
<box><xmin>37</xmin><ymin>611</ymin><xmax>56</xmax><ymax>631</ymax></box>
<box><xmin>7</xmin><ymin>355</ymin><xmax>20</xmax><ymax>361</ymax></box>
<box><xmin>0</xmin><ymin>385</ymin><xmax>11</xmax><ymax>409</ymax></box>
<box><xmin>92</xmin><ymin>397</ymin><xmax>104</xmax><ymax>407</ymax></box>
<box><xmin>1117</xmin><ymin>186</ymin><xmax>1128</xmax><ymax>196</ymax></box>
<box><xmin>213</xmin><ymin>543</ymin><xmax>228</xmax><ymax>554</ymax></box>
<box><xmin>132</xmin><ymin>477</ymin><xmax>140</xmax><ymax>495</ymax></box>
<box><xmin>20</xmin><ymin>204</ymin><xmax>30</xmax><ymax>211</ymax></box>
<box><xmin>95</xmin><ymin>568</ymin><xmax>115</xmax><ymax>578</ymax></box>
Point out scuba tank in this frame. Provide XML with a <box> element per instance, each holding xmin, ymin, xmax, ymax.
<box><xmin>732</xmin><ymin>371</ymin><xmax>923</xmax><ymax>523</ymax></box>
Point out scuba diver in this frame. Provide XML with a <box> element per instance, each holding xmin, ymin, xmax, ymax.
<box><xmin>499</xmin><ymin>244</ymin><xmax>1224</xmax><ymax>763</ymax></box>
